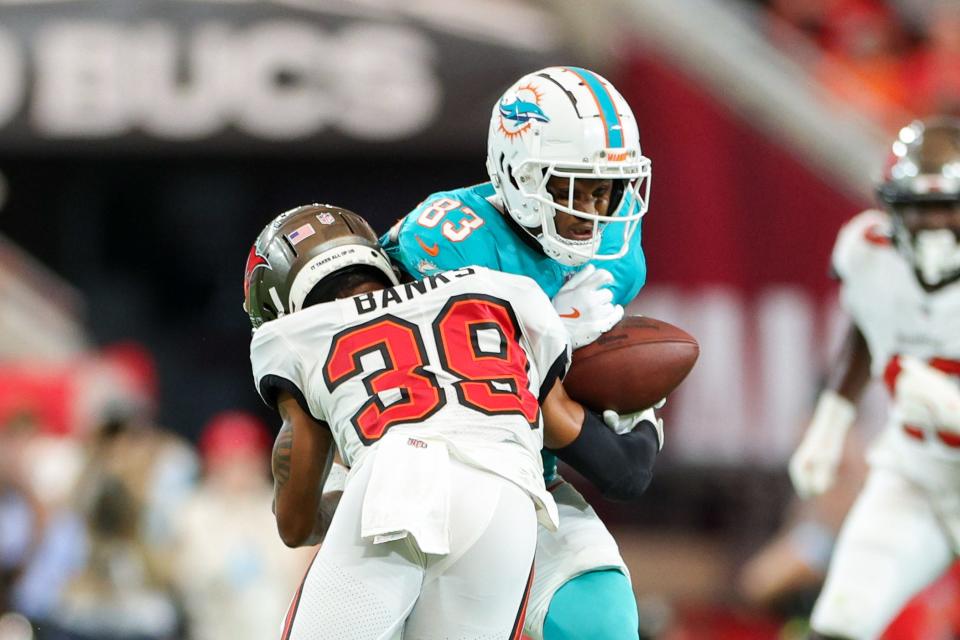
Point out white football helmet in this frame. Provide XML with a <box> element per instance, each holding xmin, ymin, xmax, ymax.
<box><xmin>877</xmin><ymin>117</ymin><xmax>960</xmax><ymax>286</ymax></box>
<box><xmin>486</xmin><ymin>67</ymin><xmax>651</xmax><ymax>266</ymax></box>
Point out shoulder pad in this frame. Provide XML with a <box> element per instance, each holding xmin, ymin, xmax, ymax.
<box><xmin>832</xmin><ymin>209</ymin><xmax>893</xmax><ymax>280</ymax></box>
<box><xmin>249</xmin><ymin>321</ymin><xmax>316</xmax><ymax>420</ymax></box>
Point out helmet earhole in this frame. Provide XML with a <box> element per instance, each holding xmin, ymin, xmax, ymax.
<box><xmin>282</xmin><ymin>235</ymin><xmax>298</xmax><ymax>257</ymax></box>
<box><xmin>507</xmin><ymin>166</ymin><xmax>520</xmax><ymax>191</ymax></box>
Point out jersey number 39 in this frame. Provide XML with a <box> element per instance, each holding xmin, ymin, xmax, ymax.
<box><xmin>323</xmin><ymin>294</ymin><xmax>540</xmax><ymax>444</ymax></box>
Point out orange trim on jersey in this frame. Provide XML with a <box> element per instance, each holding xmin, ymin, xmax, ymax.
<box><xmin>510</xmin><ymin>561</ymin><xmax>536</xmax><ymax>640</ymax></box>
<box><xmin>281</xmin><ymin>548</ymin><xmax>320</xmax><ymax>640</ymax></box>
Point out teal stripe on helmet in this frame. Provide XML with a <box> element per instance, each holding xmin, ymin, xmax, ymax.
<box><xmin>565</xmin><ymin>67</ymin><xmax>624</xmax><ymax>148</ymax></box>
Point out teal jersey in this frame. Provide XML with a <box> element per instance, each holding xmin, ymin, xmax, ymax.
<box><xmin>381</xmin><ymin>182</ymin><xmax>646</xmax><ymax>305</ymax></box>
<box><xmin>380</xmin><ymin>182</ymin><xmax>648</xmax><ymax>480</ymax></box>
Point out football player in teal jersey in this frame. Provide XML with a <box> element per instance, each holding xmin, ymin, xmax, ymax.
<box><xmin>381</xmin><ymin>66</ymin><xmax>655</xmax><ymax>640</ymax></box>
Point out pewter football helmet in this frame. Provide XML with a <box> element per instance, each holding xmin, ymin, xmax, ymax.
<box><xmin>243</xmin><ymin>204</ymin><xmax>398</xmax><ymax>328</ymax></box>
<box><xmin>877</xmin><ymin>118</ymin><xmax>960</xmax><ymax>286</ymax></box>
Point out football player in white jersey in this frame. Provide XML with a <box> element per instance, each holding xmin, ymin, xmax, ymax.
<box><xmin>243</xmin><ymin>204</ymin><xmax>663</xmax><ymax>640</ymax></box>
<box><xmin>789</xmin><ymin>117</ymin><xmax>960</xmax><ymax>640</ymax></box>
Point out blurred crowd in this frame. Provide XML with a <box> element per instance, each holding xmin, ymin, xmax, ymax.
<box><xmin>759</xmin><ymin>0</ymin><xmax>960</xmax><ymax>127</ymax></box>
<box><xmin>0</xmin><ymin>345</ymin><xmax>310</xmax><ymax>640</ymax></box>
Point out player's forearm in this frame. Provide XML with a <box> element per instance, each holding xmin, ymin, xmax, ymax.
<box><xmin>824</xmin><ymin>322</ymin><xmax>872</xmax><ymax>405</ymax></box>
<box><xmin>548</xmin><ymin>409</ymin><xmax>659</xmax><ymax>502</ymax></box>
<box><xmin>274</xmin><ymin>458</ymin><xmax>330</xmax><ymax>547</ymax></box>
<box><xmin>541</xmin><ymin>379</ymin><xmax>660</xmax><ymax>498</ymax></box>
<box><xmin>789</xmin><ymin>324</ymin><xmax>866</xmax><ymax>498</ymax></box>
<box><xmin>300</xmin><ymin>490</ymin><xmax>342</xmax><ymax>546</ymax></box>
<box><xmin>272</xmin><ymin>428</ymin><xmax>322</xmax><ymax>546</ymax></box>
<box><xmin>298</xmin><ymin>460</ymin><xmax>348</xmax><ymax>545</ymax></box>
<box><xmin>541</xmin><ymin>379</ymin><xmax>586</xmax><ymax>449</ymax></box>
<box><xmin>273</xmin><ymin>393</ymin><xmax>334</xmax><ymax>547</ymax></box>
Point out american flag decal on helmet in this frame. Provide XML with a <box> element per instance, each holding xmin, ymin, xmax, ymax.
<box><xmin>287</xmin><ymin>223</ymin><xmax>316</xmax><ymax>245</ymax></box>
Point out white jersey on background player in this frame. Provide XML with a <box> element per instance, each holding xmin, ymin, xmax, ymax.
<box><xmin>790</xmin><ymin>118</ymin><xmax>960</xmax><ymax>640</ymax></box>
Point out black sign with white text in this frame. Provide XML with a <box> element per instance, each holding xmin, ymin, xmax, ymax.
<box><xmin>0</xmin><ymin>0</ymin><xmax>565</xmax><ymax>154</ymax></box>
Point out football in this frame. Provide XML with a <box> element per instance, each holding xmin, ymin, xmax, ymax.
<box><xmin>564</xmin><ymin>316</ymin><xmax>700</xmax><ymax>413</ymax></box>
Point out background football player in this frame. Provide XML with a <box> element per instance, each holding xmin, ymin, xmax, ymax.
<box><xmin>244</xmin><ymin>204</ymin><xmax>662</xmax><ymax>639</ymax></box>
<box><xmin>789</xmin><ymin>117</ymin><xmax>960</xmax><ymax>640</ymax></box>
<box><xmin>381</xmin><ymin>66</ymin><xmax>653</xmax><ymax>640</ymax></box>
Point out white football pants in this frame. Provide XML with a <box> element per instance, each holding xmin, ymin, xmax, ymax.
<box><xmin>811</xmin><ymin>465</ymin><xmax>956</xmax><ymax>639</ymax></box>
<box><xmin>281</xmin><ymin>454</ymin><xmax>537</xmax><ymax>640</ymax></box>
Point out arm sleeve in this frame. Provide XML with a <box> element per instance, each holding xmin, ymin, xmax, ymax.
<box><xmin>549</xmin><ymin>409</ymin><xmax>659</xmax><ymax>501</ymax></box>
<box><xmin>249</xmin><ymin>324</ymin><xmax>322</xmax><ymax>422</ymax></box>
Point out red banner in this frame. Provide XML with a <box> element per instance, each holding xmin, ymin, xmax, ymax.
<box><xmin>617</xmin><ymin>53</ymin><xmax>880</xmax><ymax>465</ymax></box>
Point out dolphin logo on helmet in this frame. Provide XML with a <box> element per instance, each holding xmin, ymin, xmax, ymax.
<box><xmin>498</xmin><ymin>97</ymin><xmax>550</xmax><ymax>124</ymax></box>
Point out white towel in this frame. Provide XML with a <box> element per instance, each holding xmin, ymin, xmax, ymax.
<box><xmin>360</xmin><ymin>433</ymin><xmax>451</xmax><ymax>556</ymax></box>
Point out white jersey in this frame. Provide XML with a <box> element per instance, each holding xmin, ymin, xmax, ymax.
<box><xmin>250</xmin><ymin>266</ymin><xmax>569</xmax><ymax>530</ymax></box>
<box><xmin>812</xmin><ymin>211</ymin><xmax>960</xmax><ymax>638</ymax></box>
<box><xmin>834</xmin><ymin>210</ymin><xmax>960</xmax><ymax>374</ymax></box>
<box><xmin>833</xmin><ymin>209</ymin><xmax>960</xmax><ymax>460</ymax></box>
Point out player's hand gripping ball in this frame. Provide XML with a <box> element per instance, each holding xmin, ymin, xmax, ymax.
<box><xmin>564</xmin><ymin>316</ymin><xmax>699</xmax><ymax>413</ymax></box>
<box><xmin>551</xmin><ymin>265</ymin><xmax>624</xmax><ymax>350</ymax></box>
